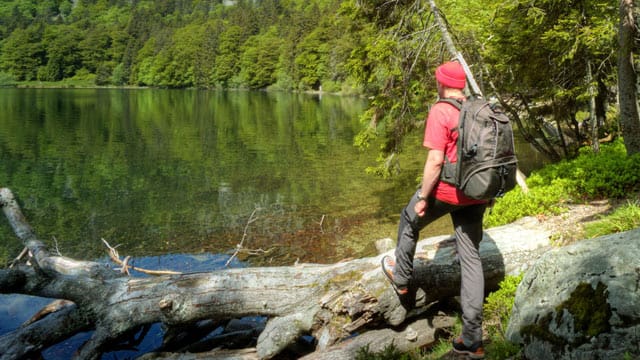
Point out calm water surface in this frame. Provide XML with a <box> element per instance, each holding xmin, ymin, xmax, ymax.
<box><xmin>0</xmin><ymin>88</ymin><xmax>418</xmax><ymax>266</ymax></box>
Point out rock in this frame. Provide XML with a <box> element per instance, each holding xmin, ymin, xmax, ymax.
<box><xmin>506</xmin><ymin>228</ymin><xmax>640</xmax><ymax>359</ymax></box>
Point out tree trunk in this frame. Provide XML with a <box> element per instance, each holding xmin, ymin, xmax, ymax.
<box><xmin>618</xmin><ymin>0</ymin><xmax>640</xmax><ymax>156</ymax></box>
<box><xmin>587</xmin><ymin>60</ymin><xmax>600</xmax><ymax>154</ymax></box>
<box><xmin>1</xmin><ymin>188</ymin><xmax>551</xmax><ymax>359</ymax></box>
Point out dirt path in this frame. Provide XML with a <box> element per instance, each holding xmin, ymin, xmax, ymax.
<box><xmin>535</xmin><ymin>199</ymin><xmax>625</xmax><ymax>246</ymax></box>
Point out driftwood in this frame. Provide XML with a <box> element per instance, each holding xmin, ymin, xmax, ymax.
<box><xmin>0</xmin><ymin>188</ymin><xmax>551</xmax><ymax>359</ymax></box>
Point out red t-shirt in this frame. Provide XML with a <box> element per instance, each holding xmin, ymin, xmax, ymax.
<box><xmin>423</xmin><ymin>100</ymin><xmax>486</xmax><ymax>205</ymax></box>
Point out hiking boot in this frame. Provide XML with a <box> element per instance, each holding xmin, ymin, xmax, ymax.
<box><xmin>381</xmin><ymin>255</ymin><xmax>409</xmax><ymax>296</ymax></box>
<box><xmin>452</xmin><ymin>337</ymin><xmax>485</xmax><ymax>359</ymax></box>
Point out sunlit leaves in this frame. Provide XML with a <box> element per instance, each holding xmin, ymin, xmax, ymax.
<box><xmin>239</xmin><ymin>27</ymin><xmax>283</xmax><ymax>89</ymax></box>
<box><xmin>0</xmin><ymin>25</ymin><xmax>44</xmax><ymax>81</ymax></box>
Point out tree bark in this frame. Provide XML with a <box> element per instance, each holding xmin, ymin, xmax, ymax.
<box><xmin>618</xmin><ymin>0</ymin><xmax>640</xmax><ymax>156</ymax></box>
<box><xmin>587</xmin><ymin>60</ymin><xmax>600</xmax><ymax>154</ymax></box>
<box><xmin>1</xmin><ymin>188</ymin><xmax>551</xmax><ymax>359</ymax></box>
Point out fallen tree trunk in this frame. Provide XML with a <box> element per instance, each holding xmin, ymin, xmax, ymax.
<box><xmin>0</xmin><ymin>188</ymin><xmax>551</xmax><ymax>359</ymax></box>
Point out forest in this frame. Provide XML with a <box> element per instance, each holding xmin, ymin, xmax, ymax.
<box><xmin>0</xmin><ymin>0</ymin><xmax>638</xmax><ymax>169</ymax></box>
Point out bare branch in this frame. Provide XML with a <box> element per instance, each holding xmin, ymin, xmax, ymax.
<box><xmin>225</xmin><ymin>208</ymin><xmax>260</xmax><ymax>267</ymax></box>
<box><xmin>101</xmin><ymin>238</ymin><xmax>181</xmax><ymax>276</ymax></box>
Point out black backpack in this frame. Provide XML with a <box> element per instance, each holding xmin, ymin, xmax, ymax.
<box><xmin>438</xmin><ymin>96</ymin><xmax>518</xmax><ymax>200</ymax></box>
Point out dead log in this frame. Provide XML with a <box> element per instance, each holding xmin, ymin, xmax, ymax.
<box><xmin>0</xmin><ymin>188</ymin><xmax>551</xmax><ymax>359</ymax></box>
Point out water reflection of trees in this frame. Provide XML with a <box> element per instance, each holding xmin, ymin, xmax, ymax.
<box><xmin>0</xmin><ymin>89</ymin><xmax>371</xmax><ymax>264</ymax></box>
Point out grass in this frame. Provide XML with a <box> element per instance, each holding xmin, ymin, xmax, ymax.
<box><xmin>17</xmin><ymin>78</ymin><xmax>101</xmax><ymax>88</ymax></box>
<box><xmin>583</xmin><ymin>200</ymin><xmax>640</xmax><ymax>238</ymax></box>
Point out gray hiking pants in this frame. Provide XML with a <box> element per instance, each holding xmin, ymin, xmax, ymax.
<box><xmin>394</xmin><ymin>189</ymin><xmax>487</xmax><ymax>344</ymax></box>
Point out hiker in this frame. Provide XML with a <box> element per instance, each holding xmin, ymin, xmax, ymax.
<box><xmin>381</xmin><ymin>61</ymin><xmax>488</xmax><ymax>359</ymax></box>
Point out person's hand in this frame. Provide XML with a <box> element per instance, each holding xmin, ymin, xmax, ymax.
<box><xmin>414</xmin><ymin>199</ymin><xmax>427</xmax><ymax>217</ymax></box>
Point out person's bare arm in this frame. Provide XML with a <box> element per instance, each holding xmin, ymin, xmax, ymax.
<box><xmin>415</xmin><ymin>149</ymin><xmax>444</xmax><ymax>217</ymax></box>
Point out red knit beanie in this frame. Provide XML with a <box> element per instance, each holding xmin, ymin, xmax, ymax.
<box><xmin>435</xmin><ymin>61</ymin><xmax>466</xmax><ymax>89</ymax></box>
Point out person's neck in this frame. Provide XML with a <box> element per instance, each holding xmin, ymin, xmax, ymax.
<box><xmin>441</xmin><ymin>88</ymin><xmax>465</xmax><ymax>99</ymax></box>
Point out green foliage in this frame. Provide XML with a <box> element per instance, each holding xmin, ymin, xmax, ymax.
<box><xmin>346</xmin><ymin>0</ymin><xmax>623</xmax><ymax>174</ymax></box>
<box><xmin>0</xmin><ymin>71</ymin><xmax>16</xmax><ymax>86</ymax></box>
<box><xmin>40</xmin><ymin>24</ymin><xmax>84</xmax><ymax>81</ymax></box>
<box><xmin>485</xmin><ymin>139</ymin><xmax>640</xmax><ymax>227</ymax></box>
<box><xmin>483</xmin><ymin>275</ymin><xmax>523</xmax><ymax>359</ymax></box>
<box><xmin>0</xmin><ymin>0</ymin><xmax>358</xmax><ymax>91</ymax></box>
<box><xmin>482</xmin><ymin>0</ymin><xmax>619</xmax><ymax>159</ymax></box>
<box><xmin>484</xmin><ymin>181</ymin><xmax>569</xmax><ymax>228</ymax></box>
<box><xmin>533</xmin><ymin>139</ymin><xmax>640</xmax><ymax>198</ymax></box>
<box><xmin>212</xmin><ymin>24</ymin><xmax>246</xmax><ymax>87</ymax></box>
<box><xmin>0</xmin><ymin>25</ymin><xmax>45</xmax><ymax>81</ymax></box>
<box><xmin>239</xmin><ymin>27</ymin><xmax>283</xmax><ymax>89</ymax></box>
<box><xmin>584</xmin><ymin>200</ymin><xmax>640</xmax><ymax>238</ymax></box>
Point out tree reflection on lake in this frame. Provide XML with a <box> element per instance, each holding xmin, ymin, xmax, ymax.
<box><xmin>0</xmin><ymin>89</ymin><xmax>407</xmax><ymax>266</ymax></box>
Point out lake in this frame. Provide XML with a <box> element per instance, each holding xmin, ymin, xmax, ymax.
<box><xmin>0</xmin><ymin>88</ymin><xmax>419</xmax><ymax>267</ymax></box>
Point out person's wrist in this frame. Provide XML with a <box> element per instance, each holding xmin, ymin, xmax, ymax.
<box><xmin>417</xmin><ymin>194</ymin><xmax>428</xmax><ymax>202</ymax></box>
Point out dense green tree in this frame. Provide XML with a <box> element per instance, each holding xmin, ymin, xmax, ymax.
<box><xmin>0</xmin><ymin>24</ymin><xmax>44</xmax><ymax>80</ymax></box>
<box><xmin>134</xmin><ymin>36</ymin><xmax>159</xmax><ymax>86</ymax></box>
<box><xmin>294</xmin><ymin>26</ymin><xmax>330</xmax><ymax>90</ymax></box>
<box><xmin>213</xmin><ymin>24</ymin><xmax>244</xmax><ymax>87</ymax></box>
<box><xmin>239</xmin><ymin>27</ymin><xmax>283</xmax><ymax>89</ymax></box>
<box><xmin>0</xmin><ymin>3</ymin><xmax>33</xmax><ymax>33</ymax></box>
<box><xmin>485</xmin><ymin>0</ymin><xmax>617</xmax><ymax>158</ymax></box>
<box><xmin>39</xmin><ymin>24</ymin><xmax>84</xmax><ymax>81</ymax></box>
<box><xmin>255</xmin><ymin>0</ymin><xmax>283</xmax><ymax>31</ymax></box>
<box><xmin>343</xmin><ymin>0</ymin><xmax>624</xmax><ymax>176</ymax></box>
<box><xmin>79</xmin><ymin>24</ymin><xmax>112</xmax><ymax>73</ymax></box>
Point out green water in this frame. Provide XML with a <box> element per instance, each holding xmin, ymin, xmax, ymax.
<box><xmin>0</xmin><ymin>89</ymin><xmax>417</xmax><ymax>265</ymax></box>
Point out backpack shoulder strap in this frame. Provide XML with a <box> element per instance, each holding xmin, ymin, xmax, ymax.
<box><xmin>436</xmin><ymin>98</ymin><xmax>464</xmax><ymax>133</ymax></box>
<box><xmin>436</xmin><ymin>98</ymin><xmax>463</xmax><ymax>110</ymax></box>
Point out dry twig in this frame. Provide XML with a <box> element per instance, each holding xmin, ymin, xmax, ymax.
<box><xmin>101</xmin><ymin>238</ymin><xmax>181</xmax><ymax>276</ymax></box>
<box><xmin>225</xmin><ymin>208</ymin><xmax>260</xmax><ymax>267</ymax></box>
<box><xmin>9</xmin><ymin>247</ymin><xmax>30</xmax><ymax>268</ymax></box>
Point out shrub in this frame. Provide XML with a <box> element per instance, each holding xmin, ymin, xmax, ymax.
<box><xmin>0</xmin><ymin>72</ymin><xmax>16</xmax><ymax>86</ymax></box>
<box><xmin>484</xmin><ymin>139</ymin><xmax>640</xmax><ymax>227</ymax></box>
<box><xmin>483</xmin><ymin>274</ymin><xmax>523</xmax><ymax>359</ymax></box>
<box><xmin>534</xmin><ymin>139</ymin><xmax>640</xmax><ymax>198</ymax></box>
